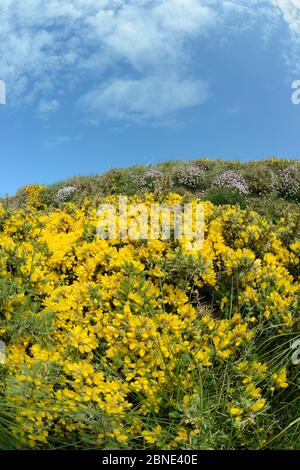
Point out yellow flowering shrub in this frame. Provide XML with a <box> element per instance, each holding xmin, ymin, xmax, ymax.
<box><xmin>0</xmin><ymin>193</ymin><xmax>299</xmax><ymax>449</ymax></box>
<box><xmin>24</xmin><ymin>185</ymin><xmax>47</xmax><ymax>209</ymax></box>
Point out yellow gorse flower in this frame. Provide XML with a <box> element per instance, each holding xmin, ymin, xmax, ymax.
<box><xmin>273</xmin><ymin>368</ymin><xmax>289</xmax><ymax>389</ymax></box>
<box><xmin>0</xmin><ymin>193</ymin><xmax>298</xmax><ymax>448</ymax></box>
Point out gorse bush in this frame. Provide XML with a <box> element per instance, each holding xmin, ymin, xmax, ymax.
<box><xmin>0</xmin><ymin>191</ymin><xmax>299</xmax><ymax>450</ymax></box>
<box><xmin>12</xmin><ymin>184</ymin><xmax>47</xmax><ymax>210</ymax></box>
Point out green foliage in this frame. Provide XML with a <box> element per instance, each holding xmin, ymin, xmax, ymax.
<box><xmin>207</xmin><ymin>190</ymin><xmax>247</xmax><ymax>209</ymax></box>
<box><xmin>9</xmin><ymin>157</ymin><xmax>300</xmax><ymax>212</ymax></box>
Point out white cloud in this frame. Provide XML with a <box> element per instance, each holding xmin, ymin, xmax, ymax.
<box><xmin>1</xmin><ymin>0</ymin><xmax>300</xmax><ymax>123</ymax></box>
<box><xmin>45</xmin><ymin>135</ymin><xmax>79</xmax><ymax>147</ymax></box>
<box><xmin>36</xmin><ymin>98</ymin><xmax>60</xmax><ymax>118</ymax></box>
<box><xmin>270</xmin><ymin>0</ymin><xmax>300</xmax><ymax>33</ymax></box>
<box><xmin>225</xmin><ymin>106</ymin><xmax>239</xmax><ymax>114</ymax></box>
<box><xmin>87</xmin><ymin>0</ymin><xmax>217</xmax><ymax>77</ymax></box>
<box><xmin>0</xmin><ymin>0</ymin><xmax>217</xmax><ymax>122</ymax></box>
<box><xmin>266</xmin><ymin>0</ymin><xmax>300</xmax><ymax>71</ymax></box>
<box><xmin>80</xmin><ymin>76</ymin><xmax>210</xmax><ymax>122</ymax></box>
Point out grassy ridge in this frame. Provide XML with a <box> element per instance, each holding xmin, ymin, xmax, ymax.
<box><xmin>7</xmin><ymin>157</ymin><xmax>300</xmax><ymax>215</ymax></box>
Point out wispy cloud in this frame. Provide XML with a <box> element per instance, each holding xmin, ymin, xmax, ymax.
<box><xmin>80</xmin><ymin>77</ymin><xmax>210</xmax><ymax>123</ymax></box>
<box><xmin>45</xmin><ymin>135</ymin><xmax>74</xmax><ymax>147</ymax></box>
<box><xmin>270</xmin><ymin>0</ymin><xmax>300</xmax><ymax>34</ymax></box>
<box><xmin>1</xmin><ymin>0</ymin><xmax>300</xmax><ymax>123</ymax></box>
<box><xmin>0</xmin><ymin>0</ymin><xmax>216</xmax><ymax>123</ymax></box>
<box><xmin>225</xmin><ymin>106</ymin><xmax>239</xmax><ymax>114</ymax></box>
<box><xmin>36</xmin><ymin>98</ymin><xmax>60</xmax><ymax>119</ymax></box>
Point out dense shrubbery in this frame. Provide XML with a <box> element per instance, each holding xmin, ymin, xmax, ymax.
<box><xmin>55</xmin><ymin>186</ymin><xmax>78</xmax><ymax>203</ymax></box>
<box><xmin>207</xmin><ymin>190</ymin><xmax>247</xmax><ymax>209</ymax></box>
<box><xmin>0</xmin><ymin>186</ymin><xmax>299</xmax><ymax>449</ymax></box>
<box><xmin>213</xmin><ymin>171</ymin><xmax>249</xmax><ymax>196</ymax></box>
<box><xmin>275</xmin><ymin>167</ymin><xmax>300</xmax><ymax>200</ymax></box>
<box><xmin>173</xmin><ymin>165</ymin><xmax>206</xmax><ymax>190</ymax></box>
<box><xmin>0</xmin><ymin>158</ymin><xmax>299</xmax><ymax>449</ymax></box>
<box><xmin>136</xmin><ymin>170</ymin><xmax>165</xmax><ymax>192</ymax></box>
<box><xmin>8</xmin><ymin>158</ymin><xmax>299</xmax><ymax>210</ymax></box>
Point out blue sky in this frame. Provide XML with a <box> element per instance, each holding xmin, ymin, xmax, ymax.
<box><xmin>1</xmin><ymin>0</ymin><xmax>300</xmax><ymax>195</ymax></box>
